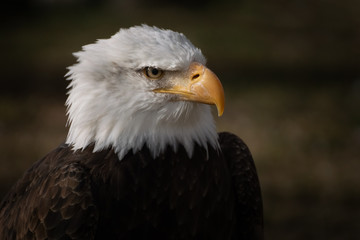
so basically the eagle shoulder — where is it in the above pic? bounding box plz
[218,132,264,240]
[0,145,98,240]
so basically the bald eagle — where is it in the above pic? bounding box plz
[0,25,263,240]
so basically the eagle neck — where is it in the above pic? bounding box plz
[66,102,219,160]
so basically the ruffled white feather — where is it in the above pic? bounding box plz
[65,25,219,160]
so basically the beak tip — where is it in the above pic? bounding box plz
[216,104,224,117]
[216,96,225,117]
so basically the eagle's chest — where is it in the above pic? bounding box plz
[92,145,236,239]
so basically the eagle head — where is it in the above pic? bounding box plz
[65,25,225,160]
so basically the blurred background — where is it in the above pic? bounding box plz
[1,0,359,239]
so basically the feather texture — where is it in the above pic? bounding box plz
[0,133,263,240]
[0,25,263,239]
[65,25,217,160]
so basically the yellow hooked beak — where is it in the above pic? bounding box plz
[153,62,225,116]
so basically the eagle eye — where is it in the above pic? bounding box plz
[144,67,164,80]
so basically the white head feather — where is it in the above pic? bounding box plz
[65,25,219,160]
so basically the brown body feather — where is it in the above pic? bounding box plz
[0,132,263,240]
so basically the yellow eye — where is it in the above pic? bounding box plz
[144,67,164,79]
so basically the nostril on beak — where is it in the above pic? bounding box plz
[192,74,200,81]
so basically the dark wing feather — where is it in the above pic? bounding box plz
[218,132,264,240]
[0,145,98,240]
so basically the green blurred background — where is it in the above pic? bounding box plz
[1,0,359,239]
